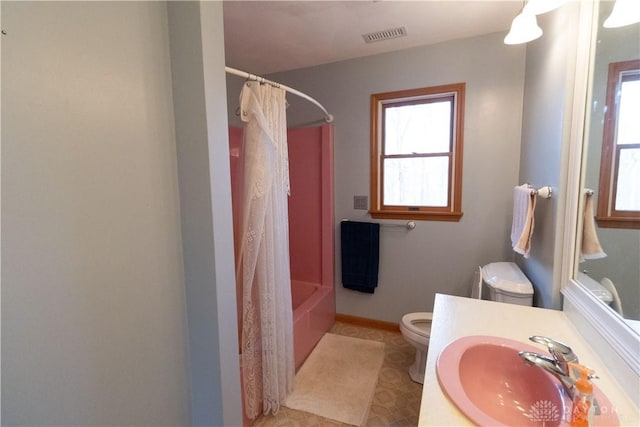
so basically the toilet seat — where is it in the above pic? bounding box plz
[401,312,433,339]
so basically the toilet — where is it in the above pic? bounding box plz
[576,272,623,315]
[400,262,533,384]
[482,261,534,306]
[399,312,433,383]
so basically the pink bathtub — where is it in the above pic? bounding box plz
[291,280,335,368]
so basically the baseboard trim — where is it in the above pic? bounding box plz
[335,313,400,333]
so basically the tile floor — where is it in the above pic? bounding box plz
[253,321,423,427]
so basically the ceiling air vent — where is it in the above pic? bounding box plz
[362,27,407,44]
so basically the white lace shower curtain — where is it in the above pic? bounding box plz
[237,81,294,419]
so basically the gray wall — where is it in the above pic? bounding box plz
[168,1,242,425]
[1,1,189,424]
[517,2,581,310]
[229,32,527,323]
[2,1,242,425]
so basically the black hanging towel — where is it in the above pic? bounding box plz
[341,221,380,293]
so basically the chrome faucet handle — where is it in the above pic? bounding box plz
[519,351,567,377]
[528,336,578,366]
[519,351,577,396]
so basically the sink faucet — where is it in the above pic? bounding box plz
[529,335,578,373]
[519,351,577,394]
[518,336,578,395]
[519,336,601,415]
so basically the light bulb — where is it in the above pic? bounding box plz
[504,12,543,45]
[604,0,640,28]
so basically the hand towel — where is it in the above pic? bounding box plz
[341,221,380,293]
[581,191,606,260]
[511,184,537,258]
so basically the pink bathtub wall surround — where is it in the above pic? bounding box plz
[287,125,336,368]
[229,124,335,423]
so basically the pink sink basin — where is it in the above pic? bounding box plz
[436,335,619,426]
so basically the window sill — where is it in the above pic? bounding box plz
[369,210,463,222]
[595,216,640,229]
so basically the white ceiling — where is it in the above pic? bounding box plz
[223,0,523,74]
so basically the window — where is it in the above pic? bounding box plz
[597,59,640,229]
[370,83,465,221]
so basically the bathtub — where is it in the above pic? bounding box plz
[240,280,334,426]
[291,280,335,369]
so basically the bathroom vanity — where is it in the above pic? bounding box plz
[418,294,639,426]
[419,0,640,423]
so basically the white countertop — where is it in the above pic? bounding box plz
[419,294,640,426]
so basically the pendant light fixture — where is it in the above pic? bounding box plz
[603,0,640,28]
[504,8,543,45]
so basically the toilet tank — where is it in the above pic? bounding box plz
[482,262,534,306]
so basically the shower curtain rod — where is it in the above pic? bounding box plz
[225,66,334,123]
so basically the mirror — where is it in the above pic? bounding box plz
[576,0,640,332]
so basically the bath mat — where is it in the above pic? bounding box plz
[284,333,385,426]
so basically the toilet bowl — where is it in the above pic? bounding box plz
[400,266,483,384]
[399,312,433,383]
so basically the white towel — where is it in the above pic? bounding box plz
[581,191,606,260]
[511,184,537,258]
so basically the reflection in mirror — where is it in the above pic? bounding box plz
[578,0,640,330]
[597,59,640,225]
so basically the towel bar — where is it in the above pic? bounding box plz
[382,221,416,230]
[340,219,416,230]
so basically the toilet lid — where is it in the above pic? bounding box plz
[577,272,613,303]
[482,262,533,295]
[402,312,433,338]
